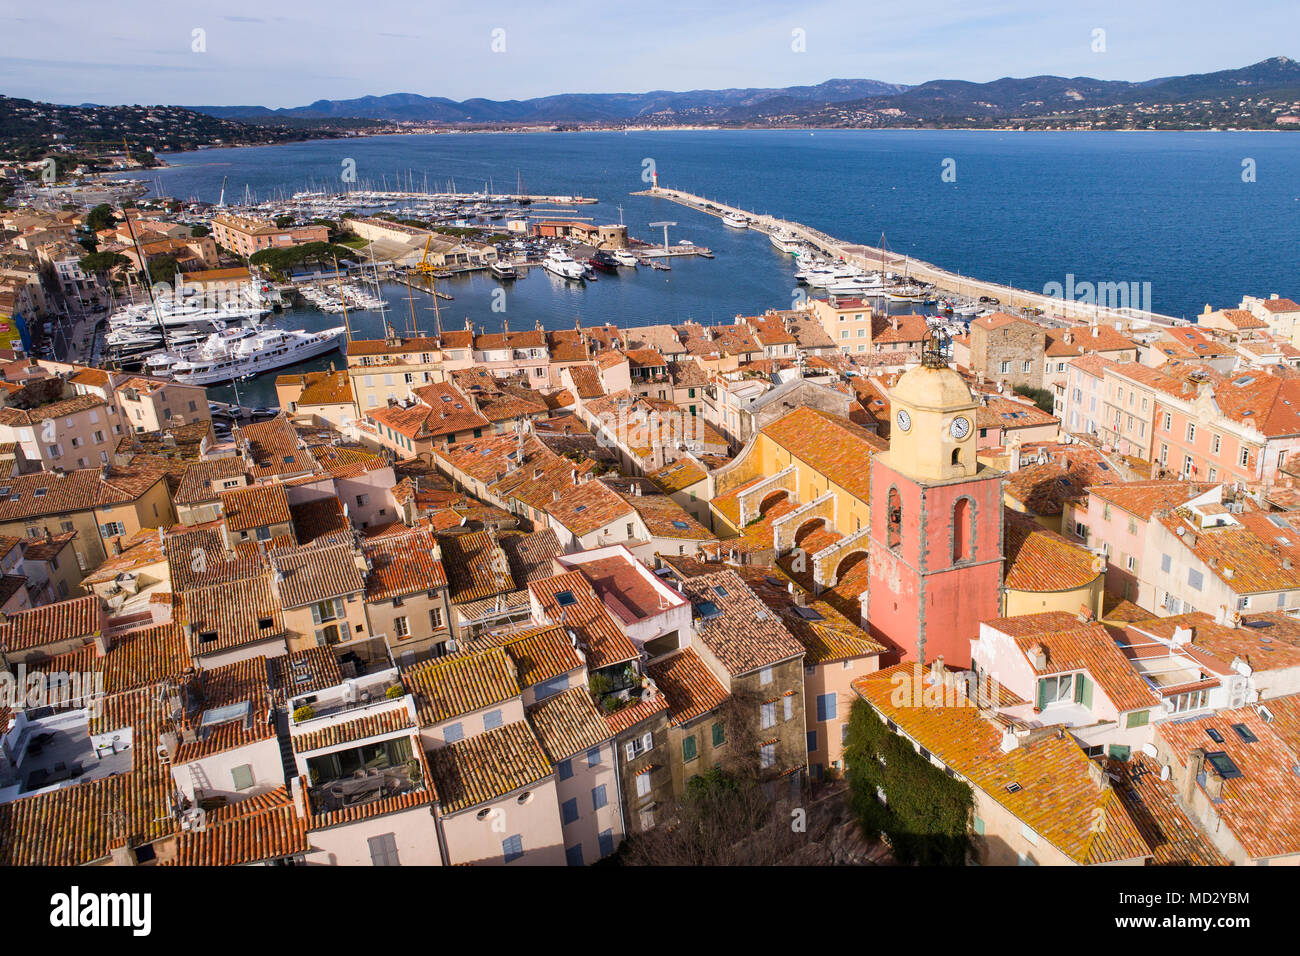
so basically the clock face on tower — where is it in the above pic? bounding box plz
[949,416,971,440]
[896,409,912,432]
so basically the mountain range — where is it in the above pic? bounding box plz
[181,58,1300,127]
[187,79,910,124]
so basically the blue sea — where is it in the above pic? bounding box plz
[128,130,1300,404]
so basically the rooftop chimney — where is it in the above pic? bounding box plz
[1181,748,1206,804]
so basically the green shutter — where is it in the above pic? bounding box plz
[1081,675,1093,709]
[1035,679,1047,710]
[682,735,697,762]
[712,722,725,747]
[1126,709,1149,729]
[1074,675,1084,704]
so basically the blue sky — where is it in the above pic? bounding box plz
[1,0,1297,107]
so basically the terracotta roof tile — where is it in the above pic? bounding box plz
[172,788,308,866]
[293,708,415,753]
[527,685,611,762]
[364,529,447,601]
[682,570,804,676]
[1156,701,1300,860]
[221,483,292,533]
[530,571,640,669]
[402,647,520,725]
[646,648,729,726]
[760,407,886,504]
[428,720,552,814]
[1003,509,1103,593]
[855,664,1150,865]
[0,595,104,653]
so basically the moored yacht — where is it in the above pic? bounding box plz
[769,231,800,254]
[587,251,619,273]
[722,212,749,229]
[543,249,585,280]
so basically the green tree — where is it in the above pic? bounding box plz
[86,203,116,232]
[78,251,130,274]
[247,241,356,280]
[1013,384,1055,414]
[190,224,209,238]
[274,214,295,229]
[146,254,180,285]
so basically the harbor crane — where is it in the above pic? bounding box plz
[648,221,677,252]
[412,235,445,334]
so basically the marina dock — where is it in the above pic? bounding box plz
[634,186,1182,327]
[397,276,455,300]
[290,189,598,206]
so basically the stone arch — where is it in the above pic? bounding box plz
[793,517,826,547]
[759,489,789,515]
[833,549,869,581]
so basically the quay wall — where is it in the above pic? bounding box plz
[634,187,1183,329]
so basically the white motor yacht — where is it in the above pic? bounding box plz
[543,249,585,280]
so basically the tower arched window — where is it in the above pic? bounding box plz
[887,486,902,551]
[953,497,974,563]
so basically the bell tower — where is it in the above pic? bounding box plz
[865,339,1004,668]
[889,330,979,482]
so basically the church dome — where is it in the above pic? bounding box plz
[889,363,974,412]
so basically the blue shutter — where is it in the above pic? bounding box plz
[556,758,573,780]
[807,730,817,752]
[598,829,614,858]
[502,834,523,863]
[565,844,584,866]
[587,746,600,767]
[562,798,579,824]
[592,784,607,810]
[823,694,837,720]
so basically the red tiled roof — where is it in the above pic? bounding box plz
[364,528,447,601]
[0,595,103,652]
[760,406,886,504]
[172,788,308,866]
[1003,509,1102,593]
[647,648,729,726]
[530,571,640,669]
[221,483,291,533]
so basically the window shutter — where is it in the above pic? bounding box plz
[625,741,636,761]
[1073,675,1085,705]
[311,602,322,625]
[640,731,653,751]
[1035,679,1047,710]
